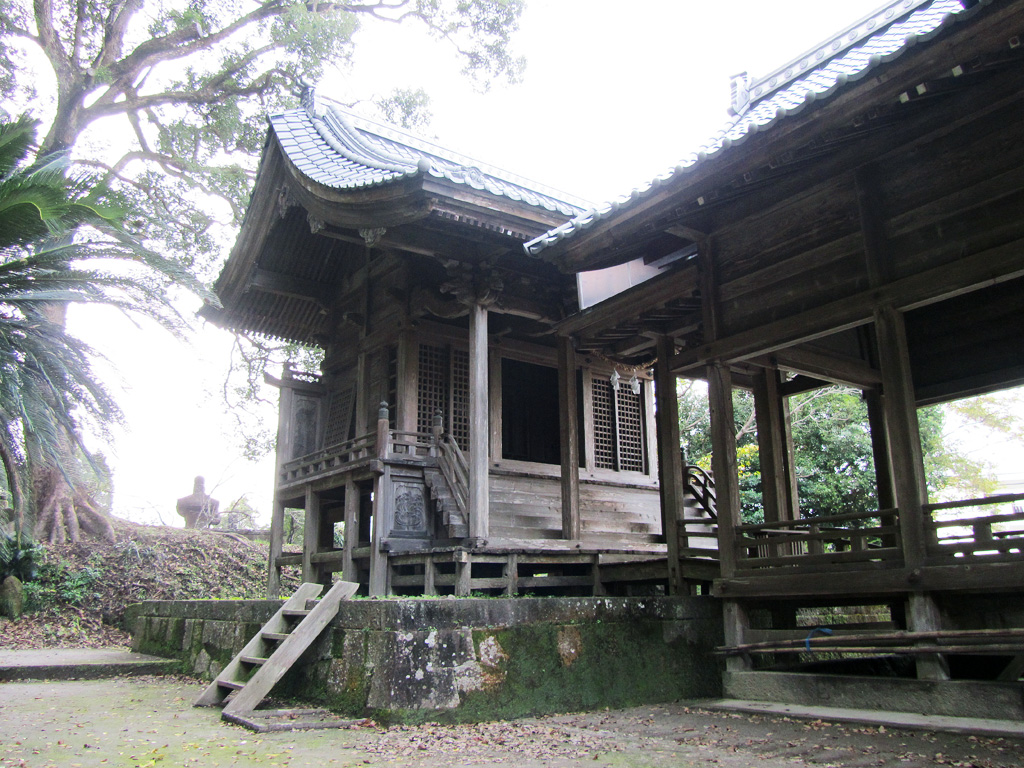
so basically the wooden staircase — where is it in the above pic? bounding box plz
[194,580,357,720]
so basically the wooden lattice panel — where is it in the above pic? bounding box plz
[451,348,470,449]
[616,387,645,472]
[592,377,615,470]
[417,344,449,434]
[323,380,354,447]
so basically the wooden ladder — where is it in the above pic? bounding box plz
[194,580,357,718]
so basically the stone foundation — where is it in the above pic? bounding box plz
[126,596,723,722]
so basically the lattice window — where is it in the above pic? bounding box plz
[592,377,615,470]
[591,375,646,473]
[417,344,449,435]
[451,348,470,449]
[616,387,645,472]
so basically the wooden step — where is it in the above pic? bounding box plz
[282,608,311,617]
[222,581,358,719]
[194,582,324,709]
[239,655,268,666]
[218,680,245,691]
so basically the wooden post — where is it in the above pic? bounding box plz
[558,336,581,540]
[907,591,951,681]
[723,600,752,672]
[865,388,898,548]
[354,352,368,437]
[396,331,418,434]
[468,303,490,542]
[873,305,929,568]
[267,500,285,598]
[655,336,684,594]
[342,479,358,583]
[708,362,741,578]
[752,368,789,525]
[369,402,391,596]
[781,396,801,521]
[302,486,320,585]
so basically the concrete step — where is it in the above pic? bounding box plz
[0,649,180,682]
[700,698,1024,739]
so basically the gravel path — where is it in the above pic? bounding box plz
[1,676,1022,768]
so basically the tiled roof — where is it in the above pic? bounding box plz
[524,0,983,258]
[271,90,587,218]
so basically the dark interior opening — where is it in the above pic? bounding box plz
[501,358,561,465]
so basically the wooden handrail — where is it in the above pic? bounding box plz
[924,492,1024,512]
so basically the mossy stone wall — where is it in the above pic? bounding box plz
[127,596,723,722]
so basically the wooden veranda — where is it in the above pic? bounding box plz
[525,0,1024,679]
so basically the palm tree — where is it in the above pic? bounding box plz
[0,115,210,544]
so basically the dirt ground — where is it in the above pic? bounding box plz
[1,676,1022,768]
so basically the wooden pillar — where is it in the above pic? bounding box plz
[708,362,741,577]
[864,388,896,511]
[342,479,358,584]
[468,302,489,541]
[267,500,285,598]
[655,336,684,594]
[302,485,320,585]
[874,305,947,680]
[396,331,418,434]
[369,403,391,596]
[354,352,368,437]
[873,305,928,568]
[752,368,790,525]
[781,397,801,520]
[558,336,581,540]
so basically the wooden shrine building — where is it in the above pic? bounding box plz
[208,0,1024,691]
[526,0,1024,684]
[204,93,686,598]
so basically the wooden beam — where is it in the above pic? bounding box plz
[468,303,490,541]
[557,337,581,540]
[754,346,882,388]
[752,369,789,525]
[556,263,699,336]
[670,236,1024,371]
[655,336,684,594]
[248,267,331,309]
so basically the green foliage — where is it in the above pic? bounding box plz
[680,379,1019,523]
[22,550,102,610]
[375,88,434,131]
[0,529,41,581]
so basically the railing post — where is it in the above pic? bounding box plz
[376,401,390,460]
[431,408,444,457]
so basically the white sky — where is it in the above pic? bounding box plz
[63,0,1023,528]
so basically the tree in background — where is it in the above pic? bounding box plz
[678,380,1015,525]
[0,115,207,543]
[0,0,526,275]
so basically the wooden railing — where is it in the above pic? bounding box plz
[280,432,377,484]
[387,430,433,459]
[734,508,902,571]
[435,432,469,518]
[925,492,1024,563]
[684,463,717,520]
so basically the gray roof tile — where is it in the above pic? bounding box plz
[270,95,587,219]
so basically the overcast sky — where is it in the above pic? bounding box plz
[73,0,1016,527]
